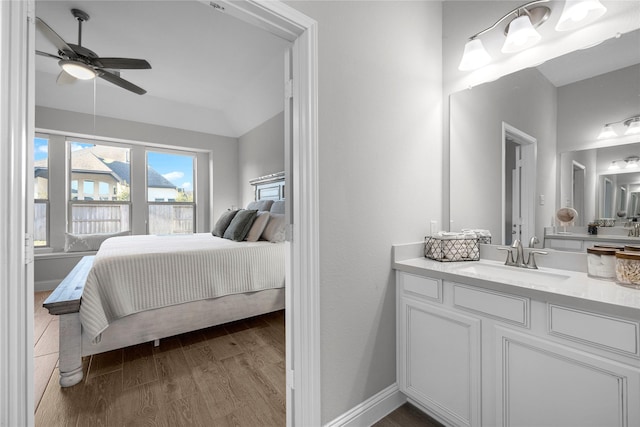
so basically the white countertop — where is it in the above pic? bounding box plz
[393,243,640,317]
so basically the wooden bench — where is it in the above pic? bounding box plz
[43,256,94,386]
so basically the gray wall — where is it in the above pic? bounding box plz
[287,1,443,423]
[238,111,285,208]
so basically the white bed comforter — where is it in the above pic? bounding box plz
[79,233,285,342]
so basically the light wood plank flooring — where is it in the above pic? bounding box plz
[35,291,441,426]
[34,290,286,426]
[373,403,444,427]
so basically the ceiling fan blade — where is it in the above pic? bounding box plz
[94,58,151,70]
[36,50,62,60]
[35,17,76,57]
[56,70,77,85]
[98,70,146,95]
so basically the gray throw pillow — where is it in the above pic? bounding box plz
[212,210,239,237]
[223,209,258,241]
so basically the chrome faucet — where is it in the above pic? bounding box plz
[498,238,547,269]
[512,239,525,267]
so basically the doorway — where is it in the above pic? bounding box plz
[2,1,319,426]
[502,122,536,246]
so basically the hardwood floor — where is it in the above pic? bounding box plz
[34,291,286,426]
[35,292,438,426]
[373,403,444,427]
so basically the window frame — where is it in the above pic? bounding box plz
[34,133,50,247]
[34,128,210,251]
[66,137,133,235]
[145,148,197,235]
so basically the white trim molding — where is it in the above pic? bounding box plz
[324,384,407,427]
[1,0,35,425]
[194,2,322,426]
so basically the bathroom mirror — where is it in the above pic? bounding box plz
[563,144,640,222]
[450,28,640,245]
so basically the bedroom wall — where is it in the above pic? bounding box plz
[286,1,443,423]
[238,111,285,208]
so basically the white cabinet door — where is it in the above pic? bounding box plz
[496,327,640,427]
[399,297,481,427]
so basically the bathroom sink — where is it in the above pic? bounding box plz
[454,262,571,284]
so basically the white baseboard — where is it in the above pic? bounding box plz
[35,279,60,292]
[324,383,406,427]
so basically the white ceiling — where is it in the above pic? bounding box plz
[35,1,291,138]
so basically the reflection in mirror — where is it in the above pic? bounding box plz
[602,177,613,218]
[562,144,640,224]
[619,186,627,213]
[451,28,640,244]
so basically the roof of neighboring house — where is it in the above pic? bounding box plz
[34,146,177,189]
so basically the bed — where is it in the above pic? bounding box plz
[44,173,286,387]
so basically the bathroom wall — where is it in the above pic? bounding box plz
[286,1,443,423]
[557,64,640,153]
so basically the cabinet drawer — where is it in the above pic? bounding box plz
[400,272,441,302]
[453,284,529,327]
[548,305,640,358]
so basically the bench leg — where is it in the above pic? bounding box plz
[58,312,83,387]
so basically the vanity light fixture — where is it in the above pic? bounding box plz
[626,156,640,168]
[607,157,640,171]
[458,0,607,71]
[555,0,607,32]
[597,115,640,139]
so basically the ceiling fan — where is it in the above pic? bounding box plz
[36,8,151,95]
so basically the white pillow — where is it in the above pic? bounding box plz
[245,211,270,242]
[261,213,286,243]
[270,201,285,214]
[64,230,131,252]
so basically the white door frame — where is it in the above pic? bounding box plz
[1,1,36,426]
[502,122,536,245]
[572,161,586,226]
[3,1,320,426]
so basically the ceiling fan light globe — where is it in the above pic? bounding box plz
[59,60,96,80]
[555,0,607,32]
[502,15,541,53]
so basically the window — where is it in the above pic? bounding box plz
[34,136,49,247]
[147,151,195,234]
[69,141,131,234]
[33,130,206,250]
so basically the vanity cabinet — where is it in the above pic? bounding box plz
[396,271,640,427]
